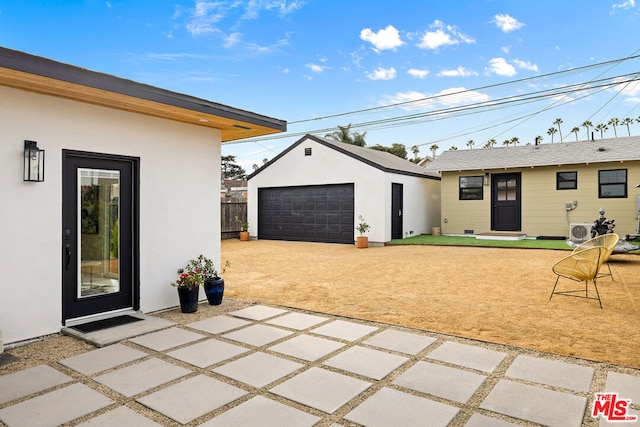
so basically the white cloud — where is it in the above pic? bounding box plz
[360,25,404,52]
[493,14,525,32]
[367,67,397,80]
[512,59,538,72]
[382,87,490,110]
[485,57,517,76]
[417,20,475,50]
[306,63,326,73]
[611,0,636,12]
[437,66,478,77]
[185,1,226,36]
[223,32,242,48]
[616,78,640,97]
[407,68,430,79]
[501,46,510,54]
[242,0,305,19]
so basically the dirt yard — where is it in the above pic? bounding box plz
[222,239,640,368]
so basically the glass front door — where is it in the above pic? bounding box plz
[62,151,138,322]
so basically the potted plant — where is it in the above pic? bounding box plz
[235,215,250,241]
[171,261,204,313]
[189,255,230,305]
[355,215,370,249]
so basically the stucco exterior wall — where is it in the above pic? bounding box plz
[248,137,439,243]
[440,163,640,237]
[0,86,221,344]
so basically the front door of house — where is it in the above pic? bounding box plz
[62,151,138,323]
[491,173,521,231]
[391,183,403,239]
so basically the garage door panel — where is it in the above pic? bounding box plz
[258,184,354,244]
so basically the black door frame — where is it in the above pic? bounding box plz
[62,150,140,323]
[391,183,403,239]
[491,172,522,231]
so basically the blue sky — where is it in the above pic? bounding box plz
[2,1,640,171]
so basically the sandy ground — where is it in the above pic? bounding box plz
[221,239,640,368]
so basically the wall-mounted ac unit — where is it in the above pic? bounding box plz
[569,223,592,242]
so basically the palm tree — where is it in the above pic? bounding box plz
[502,139,511,147]
[570,126,580,141]
[608,117,619,138]
[622,117,633,136]
[325,123,367,146]
[595,123,608,139]
[466,139,474,149]
[535,135,543,145]
[429,144,439,158]
[411,145,420,161]
[511,136,520,146]
[547,127,557,143]
[488,138,496,148]
[582,120,593,140]
[449,146,458,150]
[553,118,564,142]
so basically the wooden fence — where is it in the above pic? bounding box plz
[221,201,247,240]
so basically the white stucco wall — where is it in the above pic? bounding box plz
[0,86,221,344]
[248,137,440,243]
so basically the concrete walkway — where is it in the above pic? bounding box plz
[1,304,639,426]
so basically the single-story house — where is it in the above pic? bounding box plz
[247,134,441,245]
[425,137,640,239]
[0,47,285,345]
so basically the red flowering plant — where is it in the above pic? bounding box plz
[171,259,206,288]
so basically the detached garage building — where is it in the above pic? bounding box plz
[247,134,441,245]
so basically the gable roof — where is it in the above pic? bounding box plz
[0,47,286,142]
[249,134,440,180]
[425,136,640,173]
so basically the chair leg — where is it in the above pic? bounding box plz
[550,276,560,301]
[606,262,613,280]
[592,278,602,309]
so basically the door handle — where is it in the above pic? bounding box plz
[65,244,72,270]
[399,209,402,216]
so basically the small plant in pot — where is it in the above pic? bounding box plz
[171,263,204,313]
[188,255,230,306]
[355,215,370,249]
[235,215,250,241]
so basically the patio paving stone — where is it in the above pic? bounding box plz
[427,341,508,373]
[598,407,640,426]
[480,379,588,427]
[464,413,521,426]
[344,387,459,427]
[198,396,321,427]
[363,329,437,355]
[0,365,73,405]
[265,312,329,330]
[76,405,162,426]
[128,327,206,351]
[136,375,247,424]
[185,315,251,334]
[221,324,294,347]
[93,358,192,397]
[506,354,595,392]
[228,305,288,320]
[270,367,372,414]
[323,345,409,380]
[165,338,248,368]
[58,343,148,375]
[311,319,378,341]
[393,361,487,403]
[268,334,346,362]
[212,352,303,388]
[0,383,113,427]
[605,371,640,403]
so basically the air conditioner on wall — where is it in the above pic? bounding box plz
[569,223,592,242]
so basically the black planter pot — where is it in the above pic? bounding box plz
[177,285,200,313]
[204,277,225,305]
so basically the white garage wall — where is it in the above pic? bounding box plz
[0,86,221,343]
[248,136,439,243]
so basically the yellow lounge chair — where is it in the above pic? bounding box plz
[550,246,607,308]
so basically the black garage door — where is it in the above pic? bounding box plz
[258,184,354,244]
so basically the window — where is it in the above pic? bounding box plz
[557,171,577,190]
[459,176,483,200]
[599,169,627,198]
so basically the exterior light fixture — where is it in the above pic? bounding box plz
[484,172,489,186]
[23,140,45,182]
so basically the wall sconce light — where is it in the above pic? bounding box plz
[23,140,45,182]
[484,172,489,186]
